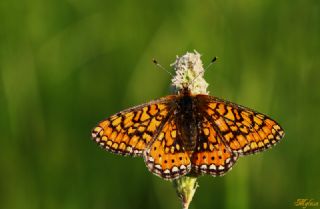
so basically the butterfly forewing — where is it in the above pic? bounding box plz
[196,95,285,156]
[91,96,175,156]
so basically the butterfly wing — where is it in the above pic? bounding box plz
[196,94,285,155]
[144,116,192,180]
[91,96,175,156]
[191,115,239,176]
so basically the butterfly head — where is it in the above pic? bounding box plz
[171,50,209,95]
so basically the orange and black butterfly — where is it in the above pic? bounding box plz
[91,83,284,180]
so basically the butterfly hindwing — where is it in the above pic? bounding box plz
[91,96,175,156]
[191,116,238,176]
[144,117,191,179]
[196,95,285,155]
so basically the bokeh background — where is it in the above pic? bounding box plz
[1,0,319,209]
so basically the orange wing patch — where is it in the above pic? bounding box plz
[198,95,285,155]
[91,100,172,156]
[191,117,238,176]
[144,118,191,179]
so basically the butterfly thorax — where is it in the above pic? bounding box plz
[175,88,198,151]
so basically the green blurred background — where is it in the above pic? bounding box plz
[1,0,319,209]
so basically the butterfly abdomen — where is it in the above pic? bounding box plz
[175,94,198,151]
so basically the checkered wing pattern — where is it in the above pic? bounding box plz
[144,116,192,179]
[191,115,239,176]
[91,96,175,156]
[197,95,285,156]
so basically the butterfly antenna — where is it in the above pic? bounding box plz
[189,56,218,87]
[152,58,173,77]
[204,56,217,71]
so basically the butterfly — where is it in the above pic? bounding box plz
[91,86,285,180]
